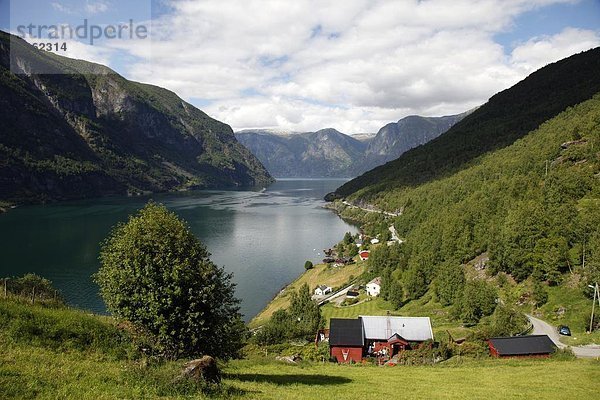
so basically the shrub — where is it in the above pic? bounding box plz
[96,202,246,360]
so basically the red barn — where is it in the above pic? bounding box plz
[359,250,370,261]
[488,335,556,358]
[329,318,364,363]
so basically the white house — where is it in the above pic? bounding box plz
[314,285,332,296]
[370,238,380,245]
[366,277,382,297]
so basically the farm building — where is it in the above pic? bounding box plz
[488,335,556,358]
[314,285,332,296]
[366,277,381,297]
[329,318,364,363]
[329,315,434,363]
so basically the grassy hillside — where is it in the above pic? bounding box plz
[249,261,363,328]
[1,298,599,400]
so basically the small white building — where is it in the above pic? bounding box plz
[370,238,380,244]
[314,285,332,296]
[366,277,382,297]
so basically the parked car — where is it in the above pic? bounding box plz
[558,325,571,336]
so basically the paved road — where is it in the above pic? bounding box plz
[526,314,600,358]
[317,284,354,306]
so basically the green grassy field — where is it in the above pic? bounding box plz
[2,298,599,399]
[2,336,599,400]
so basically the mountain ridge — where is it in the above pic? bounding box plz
[236,112,466,178]
[0,31,273,205]
[332,47,600,200]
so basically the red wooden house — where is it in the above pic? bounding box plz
[329,316,434,363]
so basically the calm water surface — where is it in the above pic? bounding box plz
[0,179,357,321]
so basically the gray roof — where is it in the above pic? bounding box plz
[359,316,433,341]
[317,285,330,291]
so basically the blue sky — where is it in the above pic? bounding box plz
[1,0,599,133]
[494,0,600,50]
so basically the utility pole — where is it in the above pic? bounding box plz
[590,283,599,333]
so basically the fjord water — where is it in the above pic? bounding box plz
[0,179,357,321]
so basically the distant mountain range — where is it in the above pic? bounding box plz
[235,128,367,178]
[236,113,467,178]
[0,31,272,205]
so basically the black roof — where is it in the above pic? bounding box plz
[489,335,557,355]
[329,318,363,346]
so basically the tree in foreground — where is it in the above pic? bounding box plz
[95,202,246,360]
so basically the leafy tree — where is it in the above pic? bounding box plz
[346,243,359,257]
[304,260,313,270]
[95,202,246,360]
[533,237,568,284]
[532,280,548,307]
[583,233,600,296]
[289,283,323,340]
[342,232,354,245]
[403,264,428,300]
[254,284,322,345]
[483,305,528,337]
[459,280,498,324]
[435,263,465,306]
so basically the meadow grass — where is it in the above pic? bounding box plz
[2,298,599,399]
[2,337,599,400]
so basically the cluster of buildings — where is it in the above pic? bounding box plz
[319,315,558,363]
[326,315,434,363]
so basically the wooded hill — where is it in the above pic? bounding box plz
[330,48,600,313]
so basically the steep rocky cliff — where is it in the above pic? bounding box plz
[0,31,273,204]
[358,113,469,173]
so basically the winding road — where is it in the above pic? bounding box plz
[526,314,600,358]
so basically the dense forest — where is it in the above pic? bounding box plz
[330,48,600,319]
[341,91,600,316]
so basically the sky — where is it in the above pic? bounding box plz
[1,0,599,134]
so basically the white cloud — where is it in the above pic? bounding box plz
[100,0,598,133]
[85,1,109,15]
[51,2,74,14]
[510,27,600,74]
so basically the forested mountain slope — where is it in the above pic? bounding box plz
[0,31,272,205]
[347,92,600,310]
[333,47,600,199]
